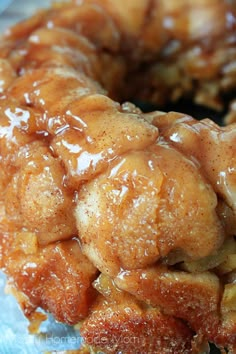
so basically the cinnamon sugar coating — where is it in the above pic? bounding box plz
[0,1,236,353]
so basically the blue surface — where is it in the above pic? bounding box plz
[0,0,12,13]
[0,271,221,354]
[0,271,83,353]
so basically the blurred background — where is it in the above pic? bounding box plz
[0,0,51,32]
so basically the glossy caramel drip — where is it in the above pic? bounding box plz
[0,1,236,353]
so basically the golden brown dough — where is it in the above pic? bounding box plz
[0,232,97,324]
[0,1,236,353]
[1,0,236,107]
[115,267,236,348]
[76,144,224,276]
[80,274,196,354]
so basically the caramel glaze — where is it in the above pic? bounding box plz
[0,1,236,353]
